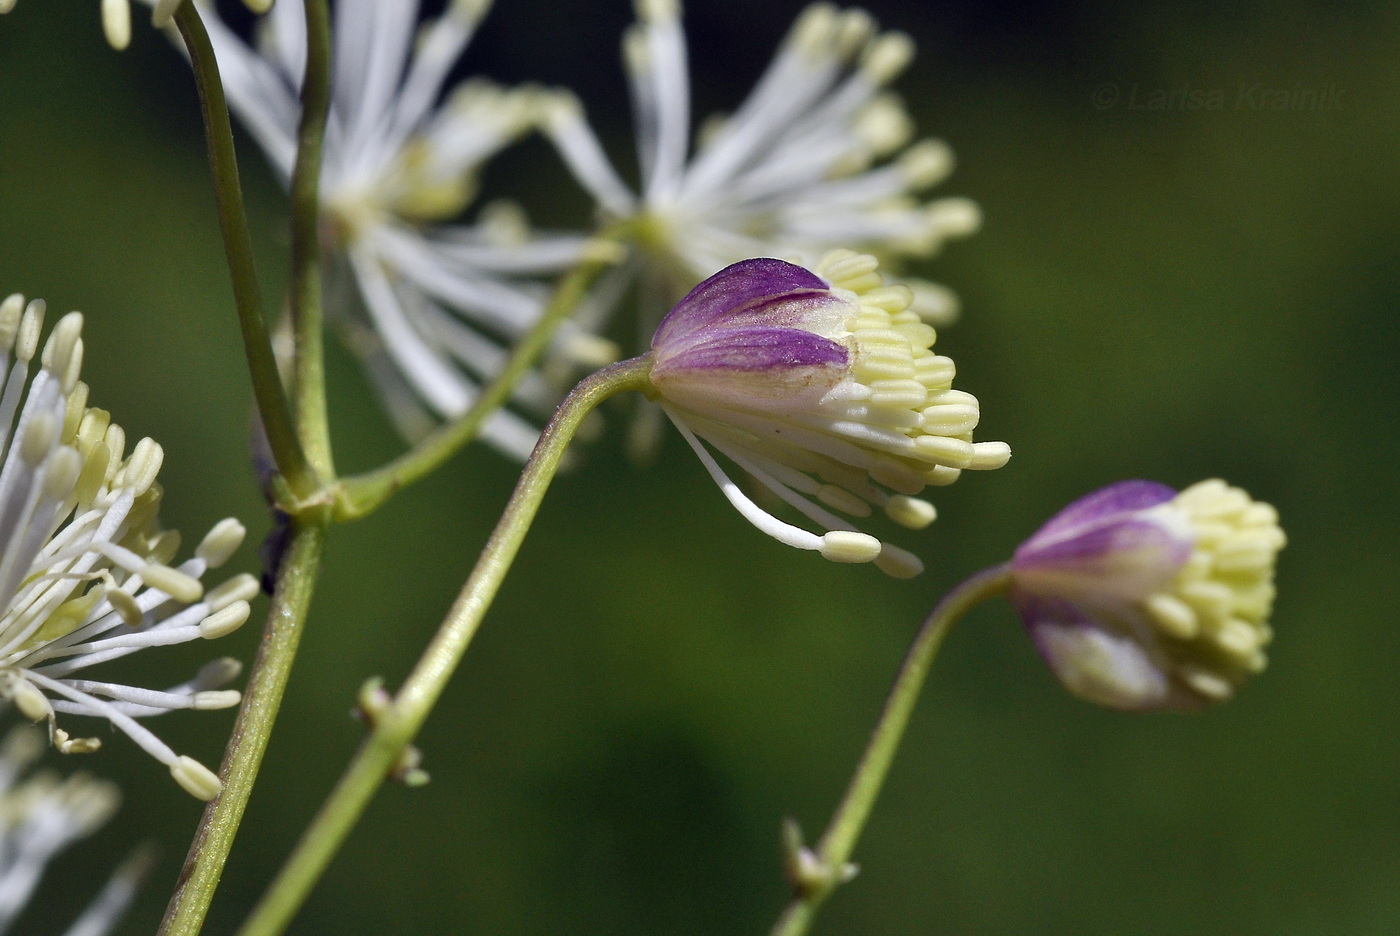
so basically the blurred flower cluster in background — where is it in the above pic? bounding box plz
[0,0,1397,933]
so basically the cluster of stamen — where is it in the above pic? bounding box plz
[778,250,1010,541]
[1140,479,1285,701]
[0,294,252,800]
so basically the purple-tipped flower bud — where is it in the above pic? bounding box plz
[648,250,1009,578]
[1010,479,1285,710]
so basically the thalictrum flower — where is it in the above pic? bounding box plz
[543,0,979,326]
[0,727,152,936]
[648,252,1008,577]
[0,294,256,800]
[191,0,613,456]
[1010,479,1285,710]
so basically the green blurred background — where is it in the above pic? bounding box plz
[2,1,1398,933]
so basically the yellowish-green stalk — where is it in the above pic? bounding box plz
[769,563,1012,936]
[236,356,656,936]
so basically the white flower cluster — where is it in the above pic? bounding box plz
[0,295,253,801]
[0,727,151,936]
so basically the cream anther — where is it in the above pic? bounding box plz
[861,32,914,83]
[102,0,131,49]
[170,756,222,801]
[199,601,251,639]
[17,300,44,363]
[140,564,203,604]
[196,518,247,568]
[0,294,23,351]
[14,679,53,722]
[884,495,936,529]
[874,543,923,579]
[121,438,163,495]
[192,690,242,710]
[206,573,260,611]
[819,530,883,563]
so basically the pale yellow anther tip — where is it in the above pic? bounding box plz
[199,600,251,639]
[819,530,882,563]
[105,586,144,627]
[967,441,1011,471]
[862,31,914,83]
[196,518,247,568]
[899,139,955,189]
[171,756,223,801]
[874,544,924,579]
[635,0,679,23]
[885,495,936,530]
[242,0,273,14]
[104,0,132,48]
[926,197,983,239]
[13,680,53,723]
[123,437,164,495]
[142,564,203,604]
[17,300,45,363]
[207,573,261,611]
[192,690,242,710]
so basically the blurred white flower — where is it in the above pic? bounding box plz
[0,0,268,51]
[0,294,255,800]
[542,0,979,327]
[191,0,613,457]
[0,727,153,936]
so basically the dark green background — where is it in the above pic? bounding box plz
[1,1,1397,933]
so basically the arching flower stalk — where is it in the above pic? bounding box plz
[647,252,1009,577]
[543,0,980,329]
[0,294,255,800]
[1010,479,1285,709]
[187,0,615,456]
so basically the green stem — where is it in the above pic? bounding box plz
[234,356,655,936]
[289,0,334,481]
[334,233,631,520]
[173,2,311,498]
[769,563,1013,936]
[158,517,330,936]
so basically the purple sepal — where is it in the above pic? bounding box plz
[653,258,831,350]
[650,258,856,412]
[656,325,848,374]
[1016,480,1176,559]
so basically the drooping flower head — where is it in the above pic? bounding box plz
[0,294,255,800]
[544,0,979,325]
[0,727,152,936]
[191,0,612,456]
[1010,479,1285,710]
[649,252,1009,577]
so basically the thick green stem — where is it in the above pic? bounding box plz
[234,356,655,936]
[769,563,1013,936]
[334,235,630,520]
[289,0,335,481]
[158,518,330,936]
[173,2,311,497]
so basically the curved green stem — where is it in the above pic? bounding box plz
[334,232,632,520]
[769,563,1013,936]
[158,517,330,936]
[173,2,311,497]
[234,356,655,936]
[289,0,335,481]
